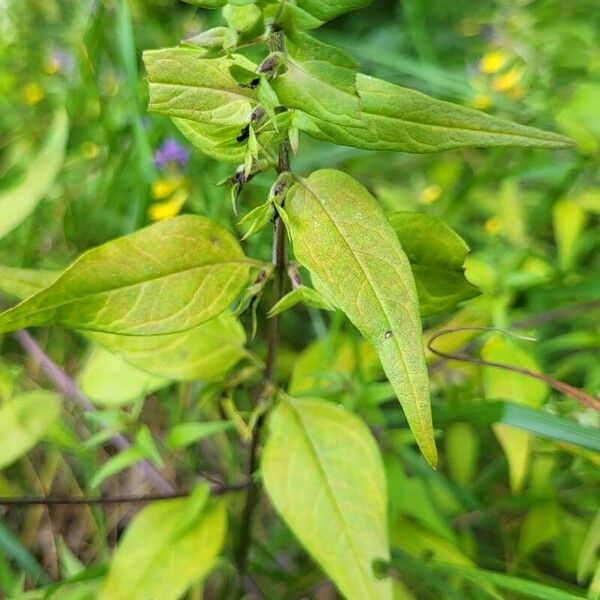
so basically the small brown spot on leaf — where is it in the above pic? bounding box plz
[384,330,393,339]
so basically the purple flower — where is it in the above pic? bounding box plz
[153,138,191,171]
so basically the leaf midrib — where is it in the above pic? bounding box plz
[0,260,249,330]
[286,400,378,600]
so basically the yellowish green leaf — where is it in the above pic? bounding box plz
[262,397,392,600]
[285,169,436,465]
[0,216,250,336]
[0,391,62,469]
[77,346,170,407]
[99,486,226,600]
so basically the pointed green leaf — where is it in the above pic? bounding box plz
[262,397,392,600]
[389,212,479,315]
[0,110,69,240]
[0,216,250,336]
[273,35,572,153]
[0,391,62,469]
[99,486,226,600]
[285,170,436,465]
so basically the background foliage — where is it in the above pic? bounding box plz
[0,0,599,598]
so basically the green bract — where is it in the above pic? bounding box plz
[284,169,437,465]
[0,215,251,335]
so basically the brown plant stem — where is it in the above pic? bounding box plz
[0,480,248,507]
[235,28,290,586]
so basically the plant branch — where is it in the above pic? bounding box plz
[13,329,176,495]
[235,26,290,585]
[0,480,249,507]
[427,327,600,412]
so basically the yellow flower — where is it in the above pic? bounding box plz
[419,184,442,205]
[485,216,502,236]
[492,65,524,93]
[23,82,44,106]
[81,141,100,160]
[472,94,492,110]
[151,177,184,200]
[479,50,510,74]
[148,189,188,221]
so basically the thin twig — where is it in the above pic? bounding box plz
[235,25,289,586]
[13,329,175,495]
[427,327,600,412]
[0,480,249,507]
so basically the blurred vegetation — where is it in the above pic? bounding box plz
[0,0,599,598]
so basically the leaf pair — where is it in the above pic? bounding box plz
[273,34,572,153]
[144,50,289,163]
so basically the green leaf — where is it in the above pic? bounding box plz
[287,0,375,28]
[285,169,436,465]
[0,391,62,469]
[388,212,479,316]
[393,555,588,600]
[262,396,392,600]
[0,110,69,240]
[0,216,250,336]
[99,486,226,600]
[89,426,164,488]
[435,402,600,452]
[77,346,170,407]
[0,266,248,382]
[481,336,548,493]
[0,265,58,299]
[273,35,572,153]
[165,421,233,449]
[144,48,289,163]
[88,312,247,381]
[267,285,333,317]
[144,50,255,162]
